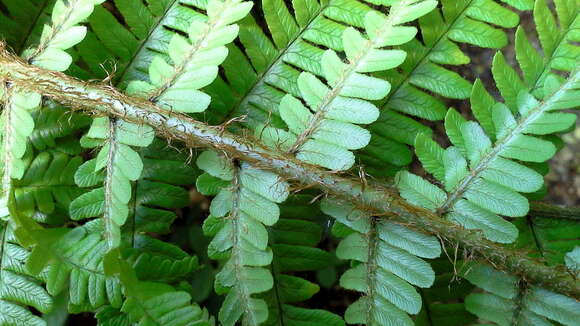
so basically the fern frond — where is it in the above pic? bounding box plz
[43,222,123,308]
[464,264,580,326]
[12,151,83,219]
[565,247,579,277]
[253,0,437,171]
[216,0,522,175]
[120,281,214,326]
[197,177,342,325]
[0,221,52,326]
[359,0,523,175]
[125,0,252,114]
[213,0,373,125]
[130,139,198,235]
[511,0,579,98]
[70,117,154,249]
[23,0,104,71]
[321,198,440,325]
[397,12,580,243]
[124,234,200,283]
[197,150,289,326]
[261,194,343,326]
[1,90,43,217]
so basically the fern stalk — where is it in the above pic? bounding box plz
[1,47,578,299]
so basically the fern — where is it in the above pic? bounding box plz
[13,151,83,220]
[69,117,154,249]
[360,0,524,175]
[0,221,52,326]
[250,0,437,171]
[23,0,104,71]
[397,0,579,243]
[397,71,578,243]
[513,214,580,265]
[120,281,214,326]
[212,0,375,126]
[321,198,440,325]
[42,222,124,308]
[463,264,580,325]
[214,0,526,176]
[262,194,342,326]
[29,106,90,152]
[69,0,251,251]
[125,0,252,114]
[79,0,213,83]
[565,247,579,277]
[198,171,341,325]
[123,235,200,283]
[197,150,289,325]
[96,280,214,326]
[1,90,43,217]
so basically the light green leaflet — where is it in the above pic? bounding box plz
[257,0,437,171]
[464,264,580,326]
[126,0,252,113]
[197,150,289,326]
[321,198,440,325]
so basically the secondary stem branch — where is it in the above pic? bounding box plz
[0,46,578,299]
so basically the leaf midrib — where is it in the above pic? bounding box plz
[149,0,236,101]
[104,118,119,249]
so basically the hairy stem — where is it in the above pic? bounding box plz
[0,46,578,299]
